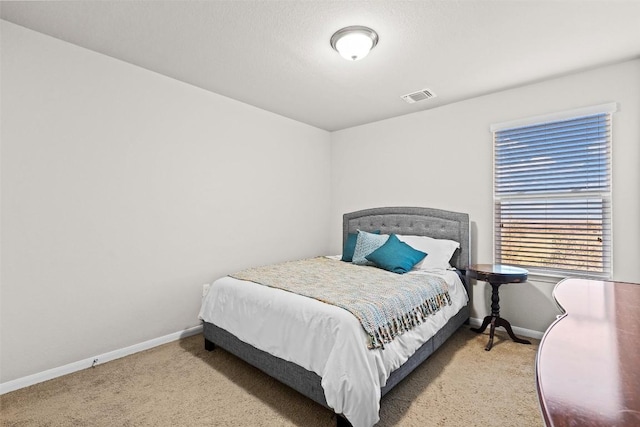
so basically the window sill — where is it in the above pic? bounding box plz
[525,270,612,284]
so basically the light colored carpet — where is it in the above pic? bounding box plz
[0,328,543,426]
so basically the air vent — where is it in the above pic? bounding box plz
[401,88,437,104]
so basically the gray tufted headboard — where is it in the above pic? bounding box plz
[343,207,470,271]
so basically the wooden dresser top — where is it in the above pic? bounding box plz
[536,278,640,427]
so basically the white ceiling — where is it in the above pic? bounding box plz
[2,1,640,131]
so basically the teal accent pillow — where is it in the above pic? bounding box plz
[352,230,389,265]
[341,230,380,262]
[365,234,427,274]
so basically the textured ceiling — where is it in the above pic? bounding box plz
[2,1,640,131]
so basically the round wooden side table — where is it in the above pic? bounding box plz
[468,264,531,351]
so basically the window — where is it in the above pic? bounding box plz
[492,103,616,278]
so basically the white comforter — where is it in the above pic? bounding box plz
[198,259,468,427]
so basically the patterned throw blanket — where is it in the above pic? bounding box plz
[230,257,451,349]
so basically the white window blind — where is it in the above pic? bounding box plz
[493,105,614,278]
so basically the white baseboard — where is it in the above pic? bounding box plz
[468,317,544,340]
[0,324,203,395]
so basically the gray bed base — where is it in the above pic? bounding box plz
[203,207,471,426]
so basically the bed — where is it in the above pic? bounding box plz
[199,206,470,427]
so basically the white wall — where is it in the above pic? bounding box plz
[0,21,331,383]
[3,18,639,387]
[331,59,640,333]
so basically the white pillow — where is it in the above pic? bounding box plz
[396,234,460,270]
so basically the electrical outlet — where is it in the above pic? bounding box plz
[202,283,210,297]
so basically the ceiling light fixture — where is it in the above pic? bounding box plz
[330,26,379,61]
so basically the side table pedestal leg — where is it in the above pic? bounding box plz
[494,317,531,345]
[486,316,497,351]
[470,315,492,334]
